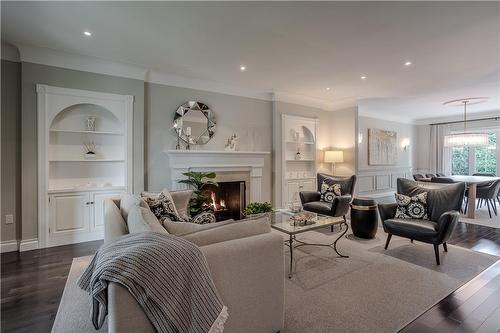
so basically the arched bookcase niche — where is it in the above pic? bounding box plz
[37,84,133,249]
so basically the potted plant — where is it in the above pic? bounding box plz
[244,202,274,218]
[178,171,218,216]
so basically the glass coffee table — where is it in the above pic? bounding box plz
[270,210,349,278]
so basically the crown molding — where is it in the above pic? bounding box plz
[357,110,416,124]
[17,43,148,81]
[15,43,359,110]
[272,92,356,111]
[413,109,500,125]
[147,71,272,101]
[1,41,20,62]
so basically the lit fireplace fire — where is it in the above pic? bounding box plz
[210,192,226,211]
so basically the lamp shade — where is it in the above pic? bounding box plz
[324,150,344,163]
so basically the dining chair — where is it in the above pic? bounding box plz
[431,177,455,183]
[425,173,436,178]
[475,179,500,218]
[436,173,447,177]
[413,174,425,181]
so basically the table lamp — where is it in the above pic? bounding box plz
[324,150,344,175]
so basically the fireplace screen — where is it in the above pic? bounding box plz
[202,181,246,221]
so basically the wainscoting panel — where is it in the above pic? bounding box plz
[358,176,375,192]
[357,167,412,197]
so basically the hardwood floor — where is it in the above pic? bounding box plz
[1,222,499,333]
[402,221,500,333]
[1,240,102,333]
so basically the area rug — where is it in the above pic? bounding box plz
[53,230,498,333]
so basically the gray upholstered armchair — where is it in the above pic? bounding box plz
[299,174,356,227]
[378,178,465,265]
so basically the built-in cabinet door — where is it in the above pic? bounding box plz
[49,193,90,244]
[91,191,123,232]
[301,179,315,192]
[286,180,301,207]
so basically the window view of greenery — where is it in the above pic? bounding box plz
[451,146,469,175]
[450,133,497,176]
[475,133,496,174]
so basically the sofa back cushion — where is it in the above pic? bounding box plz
[397,178,465,221]
[127,205,169,234]
[317,173,356,196]
[183,216,271,247]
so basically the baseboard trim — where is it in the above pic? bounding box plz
[0,240,19,253]
[19,238,39,252]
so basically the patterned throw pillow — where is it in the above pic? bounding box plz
[395,192,429,219]
[320,181,342,203]
[191,211,217,225]
[142,189,190,222]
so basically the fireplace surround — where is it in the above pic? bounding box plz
[166,150,270,203]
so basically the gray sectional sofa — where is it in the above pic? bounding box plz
[103,190,285,333]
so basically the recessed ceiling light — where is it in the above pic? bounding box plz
[404,61,412,66]
[83,31,92,37]
[326,87,331,91]
[361,76,367,80]
[240,65,246,72]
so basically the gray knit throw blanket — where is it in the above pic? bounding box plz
[78,232,228,333]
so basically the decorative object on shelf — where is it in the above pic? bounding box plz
[173,123,182,150]
[443,97,489,147]
[288,201,302,213]
[324,150,344,175]
[244,202,273,217]
[173,101,216,147]
[224,133,239,151]
[178,171,218,216]
[86,116,96,131]
[289,212,316,226]
[83,142,98,159]
[368,128,397,165]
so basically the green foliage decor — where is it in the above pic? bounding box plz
[244,202,274,216]
[178,171,218,216]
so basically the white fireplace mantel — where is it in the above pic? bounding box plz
[165,150,270,202]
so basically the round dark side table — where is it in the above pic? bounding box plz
[350,198,378,239]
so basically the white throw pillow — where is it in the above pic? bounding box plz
[120,193,149,221]
[127,205,169,234]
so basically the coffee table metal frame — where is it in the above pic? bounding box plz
[270,212,349,278]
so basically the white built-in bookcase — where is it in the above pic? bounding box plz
[37,85,133,248]
[281,114,319,207]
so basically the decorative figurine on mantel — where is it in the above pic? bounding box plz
[86,116,96,131]
[224,133,239,151]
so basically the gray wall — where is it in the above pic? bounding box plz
[1,60,22,242]
[21,62,145,241]
[273,101,357,205]
[145,82,273,202]
[357,116,416,170]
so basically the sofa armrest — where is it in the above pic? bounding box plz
[378,203,397,222]
[436,211,460,243]
[201,232,285,333]
[300,191,321,204]
[331,195,352,217]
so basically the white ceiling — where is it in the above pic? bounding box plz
[2,1,500,121]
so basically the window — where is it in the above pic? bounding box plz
[451,146,469,175]
[475,133,496,174]
[450,132,497,175]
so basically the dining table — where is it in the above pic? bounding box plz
[448,175,499,219]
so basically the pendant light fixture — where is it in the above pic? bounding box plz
[443,97,489,147]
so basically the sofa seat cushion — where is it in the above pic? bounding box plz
[303,201,332,214]
[383,218,438,242]
[183,216,271,247]
[127,205,169,234]
[162,218,234,236]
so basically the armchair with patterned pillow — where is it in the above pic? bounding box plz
[299,174,356,230]
[378,178,465,265]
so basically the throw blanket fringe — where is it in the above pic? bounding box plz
[78,232,228,333]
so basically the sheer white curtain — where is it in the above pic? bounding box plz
[429,124,452,175]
